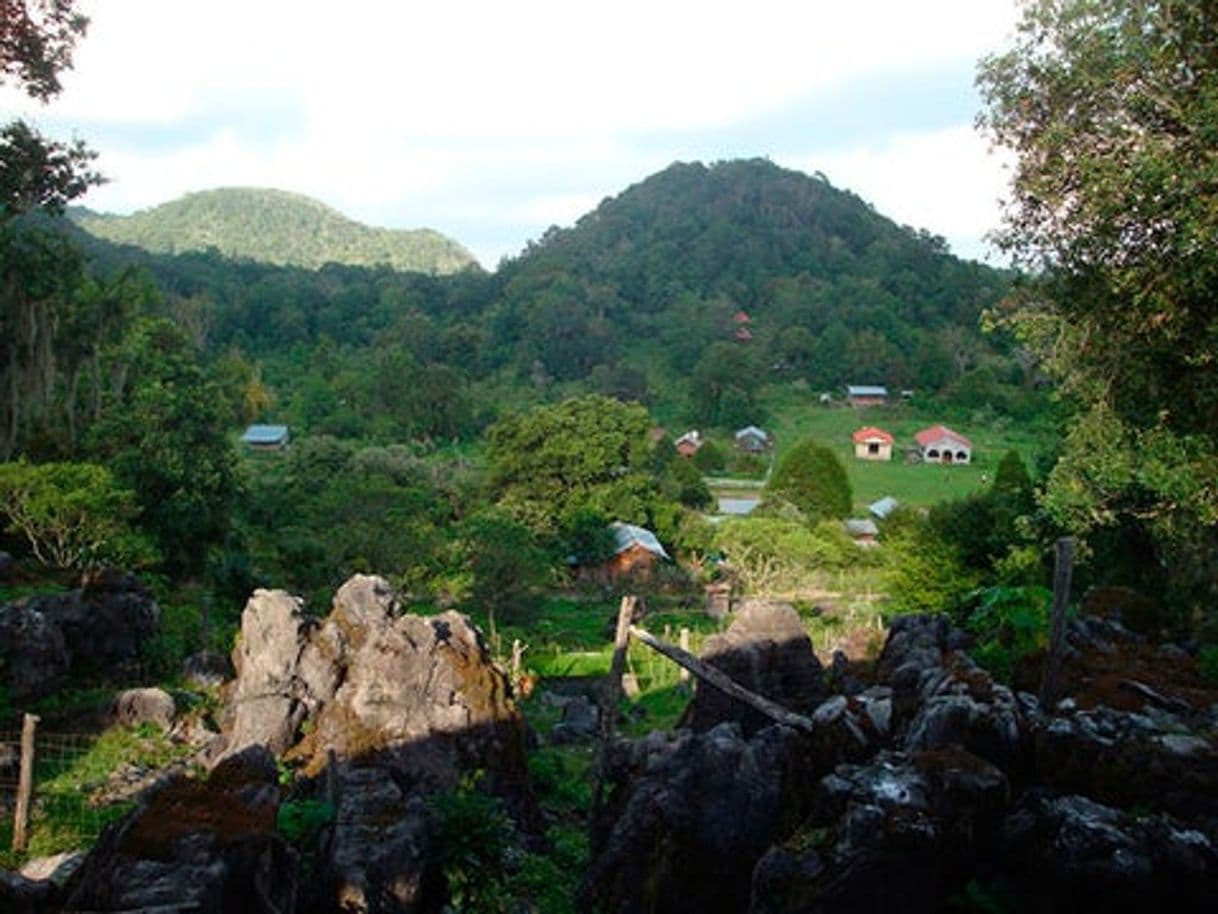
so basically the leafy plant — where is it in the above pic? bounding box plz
[430,773,516,913]
[962,585,1052,681]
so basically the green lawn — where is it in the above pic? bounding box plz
[755,385,1058,511]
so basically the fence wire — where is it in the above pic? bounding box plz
[0,729,111,858]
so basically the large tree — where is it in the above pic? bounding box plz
[978,0,1218,622]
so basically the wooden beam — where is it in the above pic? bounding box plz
[592,596,638,821]
[627,625,815,733]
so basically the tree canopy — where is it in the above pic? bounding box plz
[978,0,1218,621]
[764,438,852,523]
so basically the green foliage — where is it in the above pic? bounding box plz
[766,438,852,522]
[881,510,980,616]
[693,439,727,473]
[487,395,668,533]
[85,318,238,576]
[714,515,865,594]
[960,585,1052,682]
[1198,646,1218,684]
[458,507,551,631]
[73,187,477,274]
[429,774,516,913]
[276,798,335,847]
[978,0,1218,626]
[0,460,156,570]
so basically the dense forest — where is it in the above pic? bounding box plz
[70,187,478,274]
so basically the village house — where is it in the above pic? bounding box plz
[915,424,972,465]
[851,426,894,461]
[734,425,771,453]
[844,518,880,547]
[845,384,889,407]
[577,522,670,585]
[675,430,703,457]
[240,424,290,452]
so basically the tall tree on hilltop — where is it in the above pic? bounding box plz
[978,0,1218,624]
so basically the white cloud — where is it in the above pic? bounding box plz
[0,0,1023,266]
[783,126,1015,263]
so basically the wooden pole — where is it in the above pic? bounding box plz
[1039,536,1075,710]
[13,712,38,853]
[628,625,815,733]
[591,596,638,823]
[678,628,691,684]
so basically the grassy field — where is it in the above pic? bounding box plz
[747,384,1058,511]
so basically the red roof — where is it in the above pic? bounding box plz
[733,310,752,324]
[915,424,972,449]
[734,326,753,341]
[852,426,894,445]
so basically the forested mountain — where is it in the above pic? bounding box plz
[490,159,1015,423]
[70,187,478,274]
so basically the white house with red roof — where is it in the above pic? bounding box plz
[916,425,972,465]
[852,426,894,461]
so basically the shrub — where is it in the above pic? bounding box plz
[765,439,851,521]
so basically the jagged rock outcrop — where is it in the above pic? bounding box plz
[585,611,1218,913]
[581,722,816,914]
[220,574,531,914]
[0,572,160,702]
[61,746,297,914]
[682,601,827,735]
[751,748,1011,914]
[111,687,176,730]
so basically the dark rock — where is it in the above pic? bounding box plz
[1001,792,1218,908]
[581,722,816,914]
[1033,704,1218,819]
[682,601,827,736]
[750,749,1009,914]
[62,748,295,914]
[0,868,54,914]
[0,550,12,580]
[37,571,160,678]
[0,604,69,702]
[550,695,600,745]
[183,649,233,688]
[112,687,176,729]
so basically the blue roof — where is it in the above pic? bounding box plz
[869,496,899,519]
[846,385,889,397]
[240,424,289,444]
[610,522,670,560]
[734,425,769,440]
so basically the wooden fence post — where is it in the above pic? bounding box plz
[591,596,638,823]
[12,712,39,853]
[1039,536,1075,710]
[678,628,691,684]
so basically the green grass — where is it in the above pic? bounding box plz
[758,384,1057,511]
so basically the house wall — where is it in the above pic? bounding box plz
[577,545,659,585]
[921,440,971,464]
[853,440,893,461]
[848,395,887,407]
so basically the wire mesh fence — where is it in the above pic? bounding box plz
[0,725,115,861]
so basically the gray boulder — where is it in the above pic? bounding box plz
[112,687,176,730]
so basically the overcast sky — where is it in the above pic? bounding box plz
[1,0,1021,269]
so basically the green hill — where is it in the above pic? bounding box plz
[71,187,478,274]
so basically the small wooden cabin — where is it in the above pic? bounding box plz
[240,424,290,451]
[852,426,894,461]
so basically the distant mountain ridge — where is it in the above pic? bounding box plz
[70,187,478,274]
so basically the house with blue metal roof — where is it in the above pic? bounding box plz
[240,424,290,451]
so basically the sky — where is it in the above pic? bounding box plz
[1,0,1022,269]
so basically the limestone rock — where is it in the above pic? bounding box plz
[62,745,296,914]
[581,722,815,914]
[112,687,176,730]
[682,601,827,736]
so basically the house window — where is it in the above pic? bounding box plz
[956,451,968,461]
[927,449,940,459]
[868,442,880,455]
